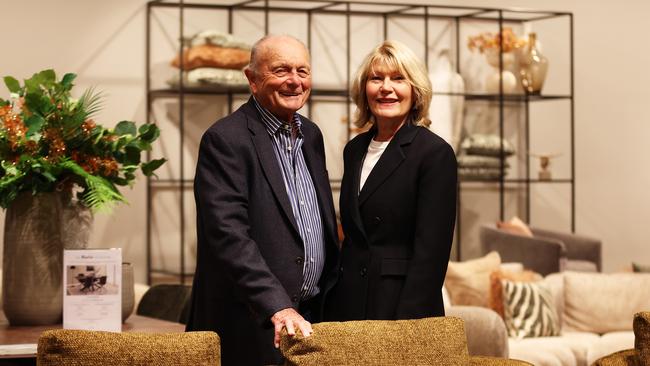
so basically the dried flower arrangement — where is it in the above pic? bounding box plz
[467,27,527,53]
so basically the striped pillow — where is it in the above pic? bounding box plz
[502,280,560,338]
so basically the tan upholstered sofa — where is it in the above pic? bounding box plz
[592,311,650,366]
[506,272,650,366]
[37,329,221,365]
[280,316,531,365]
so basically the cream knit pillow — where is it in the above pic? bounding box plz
[445,251,502,307]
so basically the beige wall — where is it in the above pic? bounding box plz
[0,0,648,284]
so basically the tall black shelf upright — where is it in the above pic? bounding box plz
[145,0,575,285]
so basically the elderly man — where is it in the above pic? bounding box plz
[185,35,339,365]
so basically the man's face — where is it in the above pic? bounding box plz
[245,38,312,122]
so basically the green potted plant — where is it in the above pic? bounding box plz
[0,69,165,325]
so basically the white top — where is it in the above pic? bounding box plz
[359,138,391,192]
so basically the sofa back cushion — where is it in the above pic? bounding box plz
[635,311,650,365]
[542,272,565,327]
[563,272,650,333]
[280,317,469,365]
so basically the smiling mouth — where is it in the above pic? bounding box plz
[376,98,399,104]
[280,91,304,97]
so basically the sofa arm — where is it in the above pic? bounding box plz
[480,225,566,276]
[446,306,508,358]
[530,227,602,271]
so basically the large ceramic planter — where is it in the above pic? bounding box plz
[2,191,92,325]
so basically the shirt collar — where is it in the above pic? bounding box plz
[252,96,303,137]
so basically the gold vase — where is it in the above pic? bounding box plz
[519,33,549,95]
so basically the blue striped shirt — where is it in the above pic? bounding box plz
[253,98,325,301]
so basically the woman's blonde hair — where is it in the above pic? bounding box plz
[351,40,432,128]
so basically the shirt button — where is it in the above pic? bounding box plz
[374,216,382,225]
[307,228,311,233]
[300,200,305,205]
[310,257,315,263]
[295,257,304,265]
[360,267,367,277]
[291,295,299,303]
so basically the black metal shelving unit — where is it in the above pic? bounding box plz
[145,0,574,285]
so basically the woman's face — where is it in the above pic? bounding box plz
[365,64,413,125]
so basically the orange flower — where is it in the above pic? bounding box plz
[81,119,96,135]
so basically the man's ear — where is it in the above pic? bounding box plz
[244,67,257,94]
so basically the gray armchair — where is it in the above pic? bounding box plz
[480,224,602,276]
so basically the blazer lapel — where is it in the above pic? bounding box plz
[347,131,373,239]
[358,123,418,206]
[244,99,300,234]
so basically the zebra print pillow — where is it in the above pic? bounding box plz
[502,280,560,338]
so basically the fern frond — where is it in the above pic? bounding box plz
[77,87,104,120]
[59,159,126,213]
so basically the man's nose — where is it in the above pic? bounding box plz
[286,73,300,85]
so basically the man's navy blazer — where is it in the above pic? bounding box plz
[186,97,339,365]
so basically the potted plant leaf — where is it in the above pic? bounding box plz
[0,69,165,325]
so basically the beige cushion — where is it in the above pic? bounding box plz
[37,329,220,366]
[563,272,650,333]
[280,317,469,365]
[446,251,501,307]
[634,312,650,365]
[542,273,565,328]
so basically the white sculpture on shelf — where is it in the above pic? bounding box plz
[428,49,465,152]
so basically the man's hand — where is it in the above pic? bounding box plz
[270,307,313,348]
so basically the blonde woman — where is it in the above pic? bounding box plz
[324,40,457,321]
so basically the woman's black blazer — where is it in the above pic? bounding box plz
[326,123,457,321]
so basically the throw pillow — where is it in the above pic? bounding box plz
[497,216,533,237]
[171,44,251,70]
[280,317,469,366]
[458,155,510,169]
[501,279,560,339]
[460,134,515,157]
[563,272,650,333]
[458,166,504,180]
[187,29,251,50]
[166,68,250,89]
[632,262,650,273]
[445,251,501,307]
[488,269,543,319]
